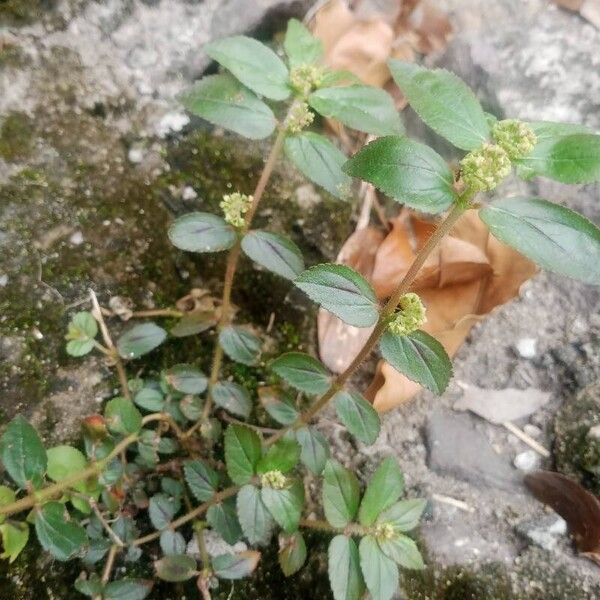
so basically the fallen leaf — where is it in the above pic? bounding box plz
[525,470,600,565]
[453,385,551,424]
[553,0,600,29]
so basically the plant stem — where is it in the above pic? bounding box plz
[94,544,119,600]
[194,123,288,428]
[266,201,467,445]
[0,413,171,518]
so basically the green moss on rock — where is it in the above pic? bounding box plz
[0,112,34,161]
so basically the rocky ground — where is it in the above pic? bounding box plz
[0,0,599,598]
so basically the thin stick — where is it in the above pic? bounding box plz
[503,421,550,457]
[89,500,125,546]
[432,493,474,513]
[93,544,119,599]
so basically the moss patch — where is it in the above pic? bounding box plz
[0,112,34,161]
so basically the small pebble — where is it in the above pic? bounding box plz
[516,337,537,358]
[182,186,198,200]
[0,274,8,287]
[524,424,542,438]
[514,449,541,472]
[128,147,145,164]
[588,424,600,439]
[69,231,84,245]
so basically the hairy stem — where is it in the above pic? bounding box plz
[93,544,120,600]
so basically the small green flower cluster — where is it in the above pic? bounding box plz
[260,470,287,489]
[285,102,314,134]
[220,192,253,228]
[289,64,324,97]
[388,293,427,336]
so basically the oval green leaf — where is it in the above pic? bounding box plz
[224,424,262,485]
[261,479,304,533]
[104,397,143,435]
[322,460,360,528]
[117,323,167,359]
[219,326,262,366]
[256,438,300,474]
[168,212,236,254]
[165,364,208,394]
[241,230,305,280]
[104,579,153,600]
[328,535,365,600]
[359,535,398,600]
[284,19,323,68]
[296,426,330,475]
[271,352,331,395]
[358,457,404,526]
[154,554,197,582]
[279,531,307,576]
[378,534,425,570]
[236,484,275,545]
[212,381,252,419]
[183,459,219,502]
[207,499,243,545]
[212,550,261,579]
[334,390,380,445]
[376,498,427,532]
[34,502,87,561]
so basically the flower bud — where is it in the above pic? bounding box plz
[285,102,314,134]
[459,143,511,192]
[260,470,287,490]
[220,192,252,228]
[289,64,324,97]
[373,522,396,541]
[388,293,427,336]
[492,119,537,160]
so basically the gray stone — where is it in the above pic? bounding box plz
[516,514,567,551]
[426,409,522,491]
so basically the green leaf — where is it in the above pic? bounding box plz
[148,493,180,530]
[0,486,16,525]
[205,36,290,100]
[65,311,98,357]
[179,394,203,421]
[0,521,28,563]
[334,390,380,445]
[181,73,277,139]
[0,416,47,488]
[328,535,365,600]
[376,499,427,532]
[34,502,87,561]
[285,132,351,199]
[388,60,489,150]
[117,323,167,359]
[159,530,186,556]
[184,460,219,502]
[271,352,331,395]
[224,425,262,485]
[170,309,217,337]
[322,460,360,527]
[260,387,299,426]
[104,579,153,600]
[359,535,399,600]
[242,230,305,280]
[154,554,197,582]
[343,136,457,214]
[134,387,164,412]
[164,364,208,394]
[207,499,243,545]
[378,535,424,570]
[236,484,275,545]
[295,264,380,327]
[212,381,252,419]
[358,457,404,526]
[212,550,261,579]
[261,479,304,533]
[279,531,307,576]
[284,18,323,68]
[380,330,452,394]
[296,426,329,475]
[47,445,87,482]
[257,438,300,474]
[219,326,262,366]
[75,575,103,597]
[104,397,143,435]
[309,86,403,136]
[479,197,600,284]
[168,212,237,254]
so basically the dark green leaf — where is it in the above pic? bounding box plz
[154,554,197,582]
[334,390,380,445]
[296,426,329,474]
[34,502,87,561]
[212,381,252,419]
[295,264,379,327]
[219,326,262,366]
[236,484,275,545]
[257,438,300,474]
[388,60,489,150]
[161,477,184,499]
[179,394,203,421]
[0,416,47,488]
[205,36,290,100]
[168,212,236,254]
[260,387,299,426]
[285,132,351,199]
[309,86,403,136]
[117,323,167,359]
[170,308,217,337]
[165,364,208,394]
[343,136,457,214]
[104,397,143,435]
[376,499,427,532]
[65,311,98,357]
[212,550,261,579]
[359,535,399,600]
[378,535,424,570]
[134,387,164,412]
[184,460,219,502]
[261,479,304,533]
[480,197,600,284]
[241,230,305,280]
[284,19,323,68]
[380,330,452,394]
[278,531,307,576]
[271,352,331,395]
[328,535,365,600]
[207,499,243,545]
[104,579,154,600]
[181,73,277,139]
[224,425,262,485]
[83,538,111,566]
[148,493,180,530]
[74,575,103,597]
[322,460,360,527]
[358,457,404,526]
[0,521,28,563]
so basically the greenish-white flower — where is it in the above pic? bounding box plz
[260,470,287,490]
[220,192,252,228]
[373,522,396,541]
[460,143,511,192]
[289,64,324,97]
[388,293,427,336]
[285,102,314,134]
[492,119,537,160]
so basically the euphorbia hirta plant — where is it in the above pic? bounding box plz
[1,19,599,600]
